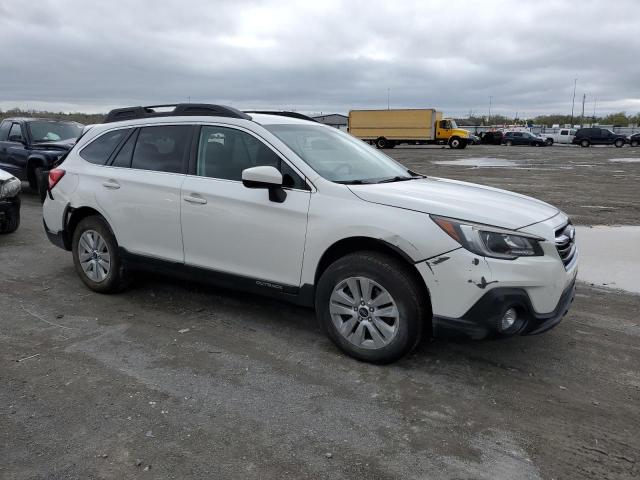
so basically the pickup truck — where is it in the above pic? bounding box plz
[0,118,83,195]
[539,128,576,146]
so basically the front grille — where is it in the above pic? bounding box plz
[555,223,577,268]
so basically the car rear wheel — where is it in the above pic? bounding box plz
[505,140,513,146]
[580,139,590,147]
[545,138,554,146]
[72,216,128,293]
[614,139,624,148]
[631,140,639,147]
[315,251,426,364]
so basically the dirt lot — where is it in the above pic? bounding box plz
[1,145,639,479]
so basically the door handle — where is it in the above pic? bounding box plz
[102,180,120,189]
[184,195,207,205]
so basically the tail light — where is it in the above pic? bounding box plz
[48,168,65,190]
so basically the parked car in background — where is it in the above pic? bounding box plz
[0,118,84,195]
[572,127,626,148]
[43,103,577,364]
[628,133,640,147]
[0,168,21,234]
[539,128,576,146]
[480,131,503,145]
[502,131,546,147]
[467,133,481,145]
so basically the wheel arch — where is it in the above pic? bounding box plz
[26,155,48,184]
[65,206,117,250]
[313,236,432,314]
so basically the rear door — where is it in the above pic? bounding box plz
[180,124,311,287]
[86,124,191,262]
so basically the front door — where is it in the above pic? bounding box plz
[180,125,311,287]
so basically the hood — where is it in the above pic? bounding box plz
[453,128,470,138]
[32,139,76,151]
[348,177,559,230]
[0,168,16,182]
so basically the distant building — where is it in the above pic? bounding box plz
[313,113,348,130]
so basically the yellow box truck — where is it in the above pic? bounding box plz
[348,109,470,149]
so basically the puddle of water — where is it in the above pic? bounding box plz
[608,158,640,163]
[433,157,518,167]
[575,226,640,294]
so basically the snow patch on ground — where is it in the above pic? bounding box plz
[433,157,518,167]
[608,158,640,163]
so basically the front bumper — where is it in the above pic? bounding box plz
[432,280,575,339]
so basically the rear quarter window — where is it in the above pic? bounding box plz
[80,129,132,165]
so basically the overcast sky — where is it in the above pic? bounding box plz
[1,0,638,118]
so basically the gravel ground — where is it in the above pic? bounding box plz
[1,144,639,479]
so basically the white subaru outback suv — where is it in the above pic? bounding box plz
[43,104,577,363]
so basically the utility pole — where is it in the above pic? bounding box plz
[488,96,493,123]
[387,88,390,110]
[592,98,597,124]
[580,93,586,126]
[570,78,577,126]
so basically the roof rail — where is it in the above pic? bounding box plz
[103,104,252,123]
[244,111,318,122]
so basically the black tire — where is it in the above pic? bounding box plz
[375,137,388,149]
[505,140,513,147]
[35,167,48,203]
[449,137,462,149]
[0,204,20,234]
[631,140,639,147]
[28,164,41,191]
[315,251,426,364]
[614,139,624,148]
[580,139,590,147]
[545,138,554,146]
[72,215,128,293]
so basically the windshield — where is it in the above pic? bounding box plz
[265,124,415,184]
[449,119,458,129]
[28,121,83,143]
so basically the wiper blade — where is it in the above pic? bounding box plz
[376,176,416,183]
[334,179,374,185]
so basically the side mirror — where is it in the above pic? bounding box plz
[242,166,286,203]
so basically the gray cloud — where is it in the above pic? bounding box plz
[1,0,638,117]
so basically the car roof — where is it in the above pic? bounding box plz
[2,117,81,124]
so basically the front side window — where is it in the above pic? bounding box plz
[265,124,411,184]
[28,121,82,143]
[8,123,24,142]
[131,125,190,173]
[80,128,131,165]
[196,126,306,189]
[0,121,11,141]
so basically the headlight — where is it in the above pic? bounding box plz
[0,177,21,199]
[431,215,544,260]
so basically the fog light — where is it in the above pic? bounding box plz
[500,308,517,331]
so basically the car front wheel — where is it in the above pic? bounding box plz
[614,139,624,148]
[315,251,426,364]
[580,139,590,147]
[72,215,128,293]
[631,140,639,147]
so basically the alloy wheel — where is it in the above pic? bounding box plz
[329,276,399,349]
[78,230,111,282]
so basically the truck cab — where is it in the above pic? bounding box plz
[436,119,470,148]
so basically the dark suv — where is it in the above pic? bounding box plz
[502,131,546,147]
[572,127,627,148]
[0,118,83,194]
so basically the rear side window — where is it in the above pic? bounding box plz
[0,121,11,141]
[131,125,190,173]
[111,130,137,168]
[80,129,131,165]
